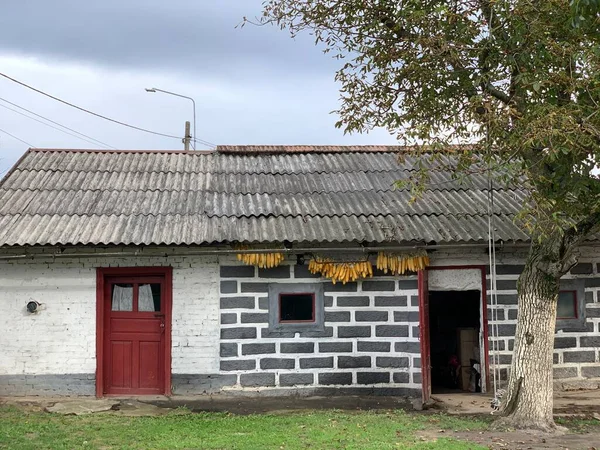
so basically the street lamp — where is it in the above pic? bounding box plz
[145,87,196,150]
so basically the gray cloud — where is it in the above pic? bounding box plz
[0,0,336,80]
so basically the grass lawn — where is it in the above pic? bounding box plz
[0,406,491,450]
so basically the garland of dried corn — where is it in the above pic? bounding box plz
[376,251,429,274]
[307,256,373,284]
[234,245,285,268]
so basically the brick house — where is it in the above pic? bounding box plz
[0,146,598,400]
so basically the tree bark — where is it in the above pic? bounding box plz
[497,239,571,432]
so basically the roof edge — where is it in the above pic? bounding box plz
[216,145,475,154]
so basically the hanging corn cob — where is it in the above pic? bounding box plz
[376,250,429,275]
[234,245,286,269]
[308,256,373,284]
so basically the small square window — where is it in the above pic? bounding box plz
[557,291,577,319]
[279,293,315,323]
[268,283,324,332]
[555,279,585,332]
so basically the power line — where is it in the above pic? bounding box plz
[0,71,209,143]
[0,100,116,149]
[0,127,36,147]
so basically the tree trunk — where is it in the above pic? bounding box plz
[497,240,569,432]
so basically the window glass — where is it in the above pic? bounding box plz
[279,293,314,322]
[111,284,133,311]
[138,283,161,312]
[557,291,577,318]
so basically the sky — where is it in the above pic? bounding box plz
[0,0,397,175]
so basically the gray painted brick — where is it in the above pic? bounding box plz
[355,311,388,322]
[338,356,371,368]
[220,360,256,371]
[398,280,418,290]
[585,292,594,304]
[495,324,516,336]
[508,339,514,351]
[507,309,518,320]
[571,263,593,274]
[585,278,600,287]
[357,341,391,352]
[220,327,257,340]
[554,337,577,349]
[280,342,315,353]
[357,372,390,384]
[260,358,295,370]
[258,266,291,278]
[580,336,600,348]
[300,357,334,369]
[220,313,237,325]
[299,327,334,338]
[495,265,524,275]
[324,282,358,292]
[494,279,518,290]
[294,265,320,279]
[376,325,409,337]
[498,354,512,365]
[582,367,600,378]
[490,340,506,351]
[374,296,407,307]
[394,342,421,353]
[319,373,352,385]
[393,372,410,383]
[337,296,370,307]
[220,280,237,294]
[261,328,295,338]
[220,297,255,309]
[220,265,255,278]
[554,353,559,364]
[324,296,334,307]
[554,367,577,379]
[241,313,269,324]
[319,342,353,353]
[411,297,419,307]
[362,280,395,291]
[376,357,409,368]
[258,297,269,310]
[413,373,422,384]
[587,307,600,317]
[338,326,371,338]
[412,326,420,338]
[497,295,518,305]
[413,357,421,368]
[241,282,269,293]
[242,343,276,355]
[220,343,238,357]
[563,351,595,363]
[240,373,275,387]
[393,311,420,322]
[280,373,314,386]
[325,311,351,322]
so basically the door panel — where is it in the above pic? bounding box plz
[103,278,165,395]
[418,269,432,403]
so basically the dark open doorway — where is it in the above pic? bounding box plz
[428,290,481,393]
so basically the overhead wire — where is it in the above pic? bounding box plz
[0,100,116,150]
[0,72,216,147]
[0,127,36,147]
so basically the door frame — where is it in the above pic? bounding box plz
[418,265,490,400]
[96,266,173,397]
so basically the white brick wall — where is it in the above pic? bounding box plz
[0,249,220,376]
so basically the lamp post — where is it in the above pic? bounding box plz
[145,88,196,150]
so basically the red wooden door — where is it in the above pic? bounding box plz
[418,269,432,403]
[103,276,166,395]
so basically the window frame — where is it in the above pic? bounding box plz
[268,283,324,332]
[556,280,586,331]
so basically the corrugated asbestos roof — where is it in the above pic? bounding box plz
[0,147,529,246]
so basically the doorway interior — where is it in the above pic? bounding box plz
[428,290,482,394]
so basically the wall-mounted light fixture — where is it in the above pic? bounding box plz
[26,300,41,314]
